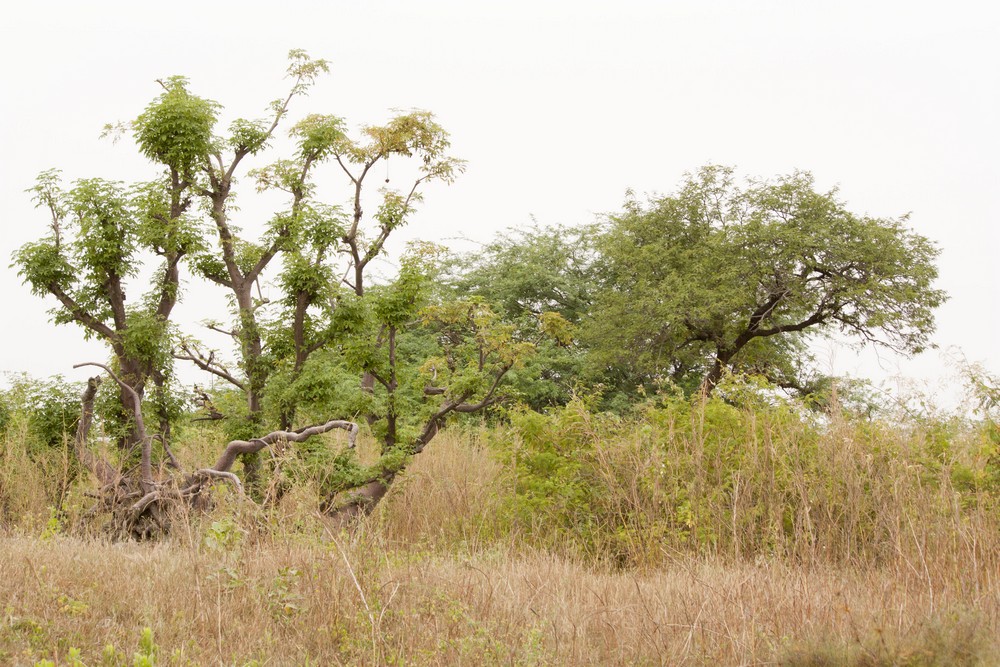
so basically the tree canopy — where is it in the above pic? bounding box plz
[586,166,946,393]
[12,51,559,533]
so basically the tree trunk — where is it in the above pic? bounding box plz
[699,349,732,396]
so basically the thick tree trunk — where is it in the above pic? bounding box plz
[74,377,118,487]
[324,477,394,528]
[114,357,148,451]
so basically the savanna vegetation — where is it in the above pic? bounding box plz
[2,52,998,665]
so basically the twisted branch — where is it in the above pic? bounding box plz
[212,419,359,473]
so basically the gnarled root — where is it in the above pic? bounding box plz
[71,369,360,540]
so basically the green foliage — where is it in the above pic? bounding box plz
[333,109,466,186]
[262,351,363,425]
[203,518,244,556]
[266,567,304,619]
[486,382,1000,566]
[133,626,159,667]
[446,224,598,409]
[15,159,200,449]
[1,374,83,448]
[0,395,9,436]
[131,180,206,256]
[291,114,347,161]
[453,223,597,325]
[17,175,137,327]
[587,166,946,392]
[133,76,220,176]
[493,401,595,529]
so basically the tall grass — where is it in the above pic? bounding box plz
[481,397,1000,574]
[0,392,998,664]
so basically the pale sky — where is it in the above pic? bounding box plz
[1,1,997,406]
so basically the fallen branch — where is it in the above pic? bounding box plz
[192,469,245,493]
[69,361,366,538]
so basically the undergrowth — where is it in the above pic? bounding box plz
[0,383,998,664]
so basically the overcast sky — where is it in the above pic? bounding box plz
[1,1,997,405]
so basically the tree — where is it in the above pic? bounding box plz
[453,223,598,325]
[587,166,946,394]
[267,107,464,419]
[173,52,464,440]
[67,246,547,537]
[450,224,594,408]
[14,164,201,449]
[20,52,539,537]
[171,51,332,441]
[306,245,543,521]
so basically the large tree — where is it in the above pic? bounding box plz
[587,166,946,394]
[22,52,539,537]
[172,52,463,438]
[169,51,331,437]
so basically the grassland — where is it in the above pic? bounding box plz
[1,396,998,665]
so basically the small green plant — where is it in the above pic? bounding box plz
[40,507,62,541]
[67,647,86,667]
[57,594,89,617]
[133,626,159,667]
[202,518,244,556]
[102,642,126,666]
[207,566,244,590]
[266,567,304,619]
[2,375,84,449]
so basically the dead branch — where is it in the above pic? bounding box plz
[73,376,118,487]
[211,419,359,472]
[74,362,153,491]
[69,365,360,539]
[192,469,245,493]
[175,341,246,390]
[192,385,226,422]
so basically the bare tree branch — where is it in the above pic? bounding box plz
[74,361,153,490]
[174,341,246,390]
[211,419,360,473]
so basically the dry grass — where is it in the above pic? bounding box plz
[1,405,999,664]
[1,529,996,666]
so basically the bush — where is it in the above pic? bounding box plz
[1,374,83,449]
[486,391,1000,568]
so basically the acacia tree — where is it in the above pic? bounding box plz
[450,224,595,408]
[453,223,597,325]
[588,166,946,394]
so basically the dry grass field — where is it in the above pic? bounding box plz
[1,401,999,665]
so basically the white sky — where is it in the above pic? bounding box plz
[1,1,997,405]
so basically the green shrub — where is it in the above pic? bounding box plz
[486,390,1000,567]
[2,374,83,449]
